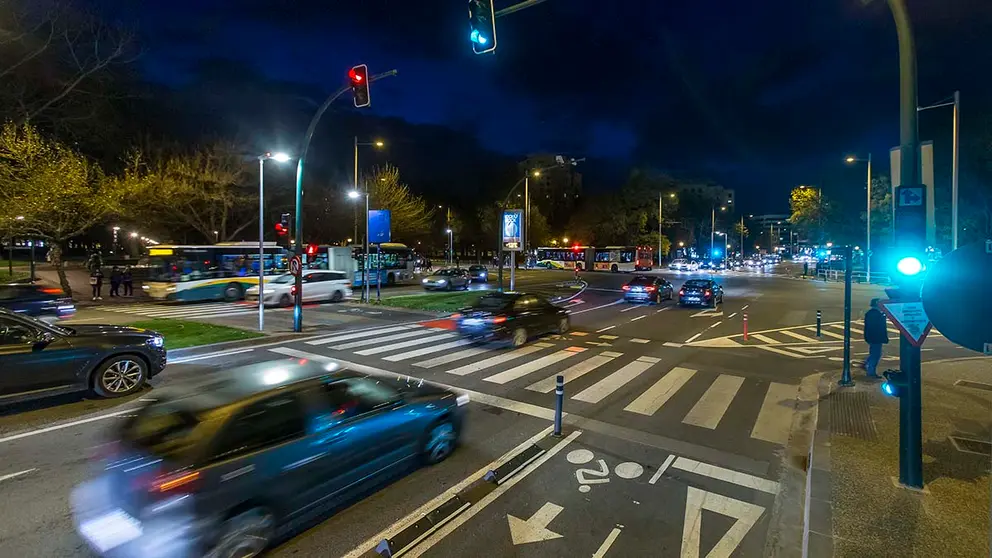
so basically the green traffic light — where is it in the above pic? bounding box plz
[896,256,924,276]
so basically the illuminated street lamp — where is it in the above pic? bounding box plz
[257,151,293,331]
[446,228,454,265]
[349,189,370,303]
[353,138,385,242]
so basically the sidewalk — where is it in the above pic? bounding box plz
[806,357,992,557]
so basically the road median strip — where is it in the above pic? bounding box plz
[130,318,263,349]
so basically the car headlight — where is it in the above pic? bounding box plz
[147,335,164,348]
[456,393,470,407]
[422,278,429,283]
[437,280,446,285]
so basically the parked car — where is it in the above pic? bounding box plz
[622,276,674,304]
[467,264,489,282]
[0,283,75,323]
[454,292,569,347]
[678,279,725,307]
[0,308,164,404]
[246,271,351,307]
[422,268,470,291]
[71,360,468,558]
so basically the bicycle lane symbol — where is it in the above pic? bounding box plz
[566,448,645,493]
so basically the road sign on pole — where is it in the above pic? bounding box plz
[289,255,302,276]
[878,301,932,346]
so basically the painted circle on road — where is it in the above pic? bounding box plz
[614,462,644,479]
[566,449,594,465]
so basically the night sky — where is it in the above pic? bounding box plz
[85,0,991,212]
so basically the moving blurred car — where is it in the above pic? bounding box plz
[422,268,470,291]
[467,264,489,282]
[454,292,569,347]
[246,270,351,307]
[678,279,724,307]
[0,283,75,322]
[622,276,674,304]
[669,259,700,271]
[72,360,467,558]
[0,308,164,403]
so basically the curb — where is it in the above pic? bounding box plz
[802,371,841,558]
[164,331,317,359]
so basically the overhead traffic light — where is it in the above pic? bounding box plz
[349,64,370,108]
[468,0,497,54]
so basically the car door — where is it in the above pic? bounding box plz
[0,316,81,397]
[512,295,543,333]
[300,273,322,302]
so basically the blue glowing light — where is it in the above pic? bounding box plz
[881,382,896,397]
[470,30,488,44]
[896,256,924,276]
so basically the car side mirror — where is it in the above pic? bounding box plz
[33,331,55,348]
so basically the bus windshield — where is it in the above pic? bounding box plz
[146,245,288,283]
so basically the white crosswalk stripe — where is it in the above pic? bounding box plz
[526,351,621,393]
[623,366,696,416]
[751,382,798,445]
[327,329,440,351]
[383,338,476,362]
[682,374,745,429]
[354,333,456,356]
[307,325,417,346]
[573,356,660,404]
[483,347,585,385]
[445,343,553,376]
[96,302,255,319]
[412,346,495,368]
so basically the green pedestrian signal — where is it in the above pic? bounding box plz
[468,0,497,54]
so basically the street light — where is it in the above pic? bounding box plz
[257,151,292,331]
[846,154,872,282]
[349,189,370,303]
[918,91,960,249]
[711,205,727,260]
[658,192,676,268]
[446,228,454,265]
[353,137,386,243]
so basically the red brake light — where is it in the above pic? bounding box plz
[451,313,463,319]
[679,289,685,296]
[152,471,200,494]
[622,285,630,291]
[491,316,507,324]
[40,287,63,295]
[291,286,297,295]
[645,286,656,292]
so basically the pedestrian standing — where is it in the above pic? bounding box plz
[122,266,134,296]
[862,298,888,377]
[90,267,104,301]
[109,266,122,297]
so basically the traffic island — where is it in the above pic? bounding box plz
[806,358,991,557]
[129,318,263,349]
[378,291,493,312]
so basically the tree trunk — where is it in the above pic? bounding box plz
[50,242,73,298]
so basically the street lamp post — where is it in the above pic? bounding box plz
[846,154,873,282]
[257,152,291,332]
[710,206,726,259]
[918,91,960,249]
[446,229,453,266]
[353,137,385,246]
[659,193,674,268]
[348,190,371,303]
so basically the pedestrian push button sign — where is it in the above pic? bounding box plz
[879,301,932,347]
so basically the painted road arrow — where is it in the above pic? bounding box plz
[507,502,564,545]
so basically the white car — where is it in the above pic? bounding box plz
[668,259,699,271]
[246,271,352,307]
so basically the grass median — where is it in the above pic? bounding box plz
[0,270,30,283]
[129,318,263,349]
[379,290,492,312]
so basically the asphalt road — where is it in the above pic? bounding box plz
[0,266,972,557]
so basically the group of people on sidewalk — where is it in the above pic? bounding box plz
[88,264,134,301]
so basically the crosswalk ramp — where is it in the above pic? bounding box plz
[300,323,799,445]
[93,302,256,320]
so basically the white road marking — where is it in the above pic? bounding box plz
[592,527,623,558]
[382,338,475,362]
[168,347,254,364]
[570,331,589,336]
[648,455,676,484]
[709,320,723,328]
[656,307,670,313]
[484,347,585,384]
[573,356,660,404]
[630,315,646,322]
[527,352,620,393]
[596,325,616,333]
[306,325,416,345]
[620,305,639,313]
[353,332,456,356]
[446,343,553,376]
[339,425,556,558]
[756,346,817,359]
[624,366,696,416]
[750,382,798,445]
[741,304,749,310]
[570,299,624,315]
[810,327,845,340]
[685,333,703,343]
[750,333,781,344]
[0,410,133,445]
[727,312,738,319]
[0,469,37,483]
[413,346,495,368]
[682,374,745,429]
[672,456,780,494]
[399,432,582,558]
[663,342,684,348]
[780,330,820,343]
[630,338,649,343]
[681,487,765,558]
[328,329,438,350]
[507,502,564,544]
[599,334,619,340]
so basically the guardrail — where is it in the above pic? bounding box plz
[815,269,890,285]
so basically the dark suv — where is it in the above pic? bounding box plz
[72,360,468,558]
[0,283,75,322]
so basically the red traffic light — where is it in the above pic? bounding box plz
[306,244,318,256]
[348,67,364,83]
[274,223,287,235]
[349,64,370,108]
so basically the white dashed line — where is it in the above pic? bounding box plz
[728,312,738,319]
[596,325,616,333]
[686,333,703,343]
[631,315,646,322]
[709,321,723,328]
[0,469,36,483]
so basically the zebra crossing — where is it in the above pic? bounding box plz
[93,302,258,320]
[297,323,799,445]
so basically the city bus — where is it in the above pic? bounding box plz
[353,243,418,286]
[535,246,592,270]
[143,243,288,301]
[593,246,654,272]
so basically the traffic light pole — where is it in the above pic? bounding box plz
[839,245,854,387]
[290,69,397,332]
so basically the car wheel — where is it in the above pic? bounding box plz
[557,317,570,334]
[331,290,344,302]
[93,355,148,398]
[511,328,527,348]
[279,294,292,307]
[223,283,243,302]
[422,420,457,465]
[211,507,275,558]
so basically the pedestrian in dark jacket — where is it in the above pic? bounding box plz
[122,266,134,296]
[90,268,104,301]
[109,266,122,297]
[862,298,889,377]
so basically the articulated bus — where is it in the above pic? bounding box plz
[143,242,288,301]
[535,245,653,272]
[352,243,418,286]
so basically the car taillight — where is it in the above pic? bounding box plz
[622,285,630,291]
[40,287,63,295]
[451,313,463,319]
[151,471,200,495]
[679,289,685,296]
[646,286,656,292]
[705,289,712,297]
[490,316,507,324]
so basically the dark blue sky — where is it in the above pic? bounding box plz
[87,0,991,212]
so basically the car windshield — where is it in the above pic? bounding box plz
[272,274,294,284]
[118,401,203,459]
[433,269,459,276]
[469,265,485,271]
[629,277,652,285]
[684,280,712,288]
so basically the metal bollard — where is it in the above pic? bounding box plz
[743,313,748,340]
[553,375,564,437]
[816,310,822,338]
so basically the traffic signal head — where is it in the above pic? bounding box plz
[348,64,370,108]
[896,256,924,276]
[467,0,497,54]
[306,244,318,257]
[276,213,291,237]
[881,369,906,397]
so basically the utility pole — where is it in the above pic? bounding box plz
[658,194,664,267]
[739,215,745,260]
[952,90,960,249]
[867,154,872,282]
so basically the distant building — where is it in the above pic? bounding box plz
[518,154,582,231]
[675,183,735,208]
[749,214,793,252]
